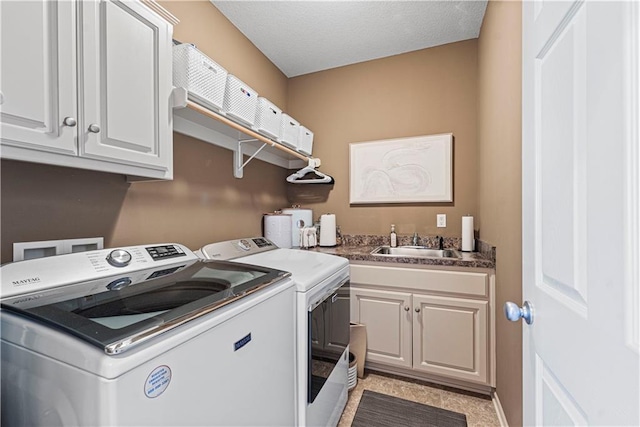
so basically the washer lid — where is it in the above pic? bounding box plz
[234,248,348,292]
[1,260,290,355]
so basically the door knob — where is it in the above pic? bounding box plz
[404,306,410,312]
[88,124,101,133]
[415,307,420,313]
[504,301,534,325]
[63,117,77,127]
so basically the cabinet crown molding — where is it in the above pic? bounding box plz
[140,0,179,25]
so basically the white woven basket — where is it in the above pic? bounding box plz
[279,114,300,149]
[297,125,314,156]
[223,75,259,126]
[254,97,282,139]
[172,44,227,111]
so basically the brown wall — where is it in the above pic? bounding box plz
[0,1,290,263]
[161,0,288,107]
[477,1,523,425]
[287,41,478,239]
[0,139,288,262]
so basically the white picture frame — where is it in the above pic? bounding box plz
[349,133,453,204]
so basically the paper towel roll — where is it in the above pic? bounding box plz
[264,213,292,248]
[282,207,313,248]
[462,215,475,252]
[319,213,337,247]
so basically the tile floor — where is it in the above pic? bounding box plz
[338,371,501,427]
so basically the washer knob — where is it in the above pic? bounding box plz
[106,277,132,291]
[106,249,132,267]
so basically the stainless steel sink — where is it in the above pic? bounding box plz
[370,246,462,259]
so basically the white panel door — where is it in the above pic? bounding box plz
[0,0,77,155]
[350,287,412,368]
[79,0,172,171]
[413,294,488,384]
[522,1,639,425]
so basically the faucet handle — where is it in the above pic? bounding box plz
[411,232,419,246]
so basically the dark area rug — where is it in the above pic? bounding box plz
[351,390,468,427]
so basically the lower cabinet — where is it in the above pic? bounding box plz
[350,264,494,390]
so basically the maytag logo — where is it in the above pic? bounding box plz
[12,277,41,286]
[209,253,222,258]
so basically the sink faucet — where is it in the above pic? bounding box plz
[412,232,420,246]
[438,236,444,250]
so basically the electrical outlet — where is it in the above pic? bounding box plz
[437,214,447,228]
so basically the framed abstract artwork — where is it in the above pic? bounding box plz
[349,133,453,204]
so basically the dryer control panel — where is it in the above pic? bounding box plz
[199,237,277,261]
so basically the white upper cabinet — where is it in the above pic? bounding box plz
[79,0,173,171]
[0,0,175,180]
[0,0,77,155]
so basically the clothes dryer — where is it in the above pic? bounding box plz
[199,237,350,427]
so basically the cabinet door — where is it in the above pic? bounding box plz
[412,294,488,384]
[0,0,77,156]
[350,287,412,368]
[79,0,172,174]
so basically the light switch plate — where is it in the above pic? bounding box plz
[437,214,447,228]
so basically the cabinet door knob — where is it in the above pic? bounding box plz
[88,124,101,133]
[63,117,77,127]
[404,306,410,311]
[415,307,420,313]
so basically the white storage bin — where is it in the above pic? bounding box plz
[172,44,228,111]
[297,126,314,155]
[254,97,282,140]
[223,75,258,126]
[279,114,300,149]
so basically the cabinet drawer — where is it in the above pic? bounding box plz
[350,264,488,298]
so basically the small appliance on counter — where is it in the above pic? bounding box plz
[300,226,317,248]
[263,211,293,248]
[281,205,313,248]
[319,213,337,247]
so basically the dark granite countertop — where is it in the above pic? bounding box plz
[309,235,496,269]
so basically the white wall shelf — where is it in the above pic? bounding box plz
[173,99,317,178]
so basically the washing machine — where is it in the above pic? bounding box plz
[1,243,296,426]
[199,237,350,427]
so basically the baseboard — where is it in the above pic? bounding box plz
[365,362,493,395]
[492,392,509,427]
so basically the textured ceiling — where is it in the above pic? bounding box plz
[211,1,488,77]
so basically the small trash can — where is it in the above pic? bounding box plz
[348,352,357,391]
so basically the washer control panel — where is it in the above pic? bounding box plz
[1,243,198,299]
